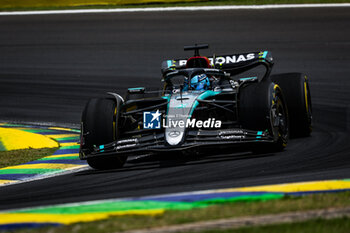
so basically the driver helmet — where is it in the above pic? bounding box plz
[191,74,210,91]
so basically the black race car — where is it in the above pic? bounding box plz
[79,44,312,170]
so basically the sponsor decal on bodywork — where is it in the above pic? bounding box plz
[163,118,221,129]
[143,110,162,129]
[175,53,256,67]
[143,112,222,129]
[161,51,272,75]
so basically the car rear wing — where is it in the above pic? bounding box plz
[161,51,274,76]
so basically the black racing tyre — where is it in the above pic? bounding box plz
[81,97,127,170]
[239,81,289,152]
[270,73,312,138]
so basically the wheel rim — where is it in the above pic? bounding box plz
[271,95,289,145]
[305,81,313,131]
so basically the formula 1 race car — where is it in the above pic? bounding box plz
[79,44,312,170]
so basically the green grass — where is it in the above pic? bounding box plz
[199,217,350,233]
[0,147,58,168]
[11,191,350,233]
[0,0,349,12]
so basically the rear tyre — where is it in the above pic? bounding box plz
[80,97,127,170]
[239,81,289,152]
[271,73,312,138]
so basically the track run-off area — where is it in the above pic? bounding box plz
[0,3,349,229]
[0,123,348,230]
[0,123,84,186]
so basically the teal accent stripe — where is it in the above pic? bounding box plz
[240,77,257,81]
[197,90,221,101]
[128,87,144,91]
[256,131,263,139]
[262,51,268,59]
[167,60,172,68]
[162,96,170,101]
[189,90,221,117]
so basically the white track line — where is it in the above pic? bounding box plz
[0,166,90,188]
[0,3,349,16]
[0,120,80,129]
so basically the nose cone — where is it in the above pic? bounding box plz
[165,92,199,146]
[166,130,184,146]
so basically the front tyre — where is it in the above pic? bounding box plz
[239,81,289,152]
[80,97,126,170]
[271,73,312,137]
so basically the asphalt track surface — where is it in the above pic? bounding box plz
[0,7,349,210]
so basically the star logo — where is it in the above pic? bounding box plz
[150,110,162,122]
